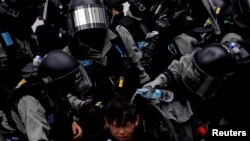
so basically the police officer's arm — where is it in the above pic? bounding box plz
[66,95,84,140]
[143,51,194,89]
[16,95,50,141]
[116,25,150,84]
[116,25,142,63]
[67,93,84,112]
[167,52,194,82]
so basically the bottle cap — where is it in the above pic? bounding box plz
[33,55,42,66]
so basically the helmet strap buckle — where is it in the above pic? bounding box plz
[10,9,19,17]
[139,4,145,11]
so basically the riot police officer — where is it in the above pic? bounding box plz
[127,0,235,78]
[65,0,149,98]
[213,0,250,128]
[0,0,45,109]
[143,42,243,140]
[1,50,88,141]
[1,1,45,138]
[124,0,199,78]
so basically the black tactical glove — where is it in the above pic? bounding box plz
[80,99,105,116]
[79,100,106,131]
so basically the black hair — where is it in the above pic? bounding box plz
[105,95,137,127]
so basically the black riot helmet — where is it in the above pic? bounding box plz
[67,0,108,50]
[67,0,108,37]
[38,50,92,102]
[182,43,236,98]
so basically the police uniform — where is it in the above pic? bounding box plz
[1,0,40,115]
[64,28,146,99]
[0,80,77,141]
[1,51,87,141]
[1,1,40,139]
[115,9,150,82]
[115,24,150,84]
[1,95,50,141]
[159,53,195,141]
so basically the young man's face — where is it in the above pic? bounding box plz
[105,115,139,141]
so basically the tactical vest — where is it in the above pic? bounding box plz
[117,16,147,49]
[0,63,74,141]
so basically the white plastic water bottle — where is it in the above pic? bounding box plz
[33,55,42,66]
[136,88,174,102]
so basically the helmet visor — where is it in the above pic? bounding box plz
[68,4,108,36]
[53,64,92,98]
[182,58,223,98]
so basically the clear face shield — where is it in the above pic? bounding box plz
[51,64,92,100]
[68,3,108,37]
[182,56,224,99]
